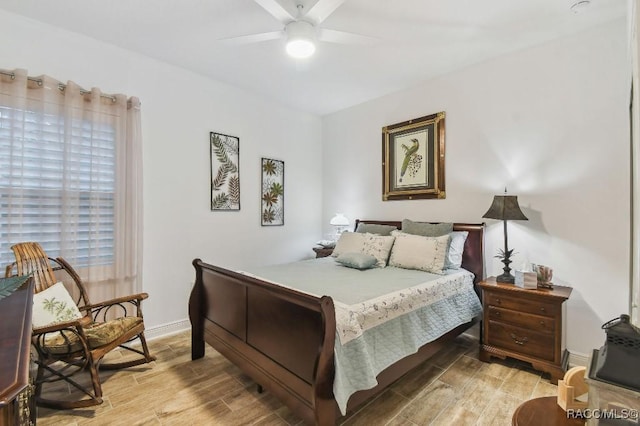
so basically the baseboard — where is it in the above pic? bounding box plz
[568,350,590,367]
[145,319,190,341]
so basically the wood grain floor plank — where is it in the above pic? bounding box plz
[341,390,409,426]
[391,362,444,399]
[498,369,540,400]
[430,405,479,426]
[437,354,483,389]
[475,391,523,426]
[252,413,290,426]
[396,380,456,425]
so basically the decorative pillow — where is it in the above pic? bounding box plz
[402,219,453,237]
[332,232,366,258]
[32,282,82,328]
[388,232,450,274]
[355,223,398,236]
[445,231,469,270]
[335,252,378,270]
[361,233,396,268]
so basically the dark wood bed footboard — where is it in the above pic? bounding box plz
[189,259,337,425]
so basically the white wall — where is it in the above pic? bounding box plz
[0,10,323,330]
[322,20,630,357]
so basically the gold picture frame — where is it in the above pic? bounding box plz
[382,112,445,201]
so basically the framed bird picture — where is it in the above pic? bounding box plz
[382,112,446,201]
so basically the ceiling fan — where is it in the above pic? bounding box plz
[221,0,377,58]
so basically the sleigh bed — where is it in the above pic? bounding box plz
[189,220,484,425]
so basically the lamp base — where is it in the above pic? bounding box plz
[496,273,515,284]
[496,248,515,284]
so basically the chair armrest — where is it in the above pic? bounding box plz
[32,315,92,335]
[80,292,149,311]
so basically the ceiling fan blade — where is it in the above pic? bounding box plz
[253,0,295,23]
[318,28,378,45]
[304,0,347,25]
[218,31,283,45]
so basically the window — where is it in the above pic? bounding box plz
[0,105,116,268]
[1,68,142,299]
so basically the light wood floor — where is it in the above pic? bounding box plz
[36,329,558,426]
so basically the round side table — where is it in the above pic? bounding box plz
[512,396,585,426]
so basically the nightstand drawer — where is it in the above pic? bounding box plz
[487,321,555,361]
[487,307,555,334]
[485,292,557,317]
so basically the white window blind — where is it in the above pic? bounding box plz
[0,104,115,268]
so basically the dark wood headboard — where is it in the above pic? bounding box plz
[354,220,485,285]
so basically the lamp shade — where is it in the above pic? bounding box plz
[330,213,350,226]
[285,21,316,58]
[482,195,528,221]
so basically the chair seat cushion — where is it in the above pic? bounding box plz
[42,316,143,355]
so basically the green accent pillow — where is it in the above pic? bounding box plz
[355,223,398,236]
[335,252,378,270]
[402,219,453,237]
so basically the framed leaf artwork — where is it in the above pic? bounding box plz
[261,158,284,226]
[210,132,240,211]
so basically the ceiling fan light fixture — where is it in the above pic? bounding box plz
[286,39,316,58]
[285,20,316,58]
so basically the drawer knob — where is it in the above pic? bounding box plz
[493,310,501,317]
[495,298,501,304]
[540,321,545,327]
[540,307,546,313]
[510,333,529,346]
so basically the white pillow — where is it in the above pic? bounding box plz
[388,231,450,274]
[32,282,82,328]
[332,232,366,258]
[360,233,396,268]
[445,231,469,270]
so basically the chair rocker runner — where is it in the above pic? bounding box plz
[5,242,156,409]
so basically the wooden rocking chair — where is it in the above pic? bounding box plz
[5,242,156,409]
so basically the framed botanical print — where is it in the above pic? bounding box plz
[382,112,446,201]
[261,158,284,226]
[210,132,240,210]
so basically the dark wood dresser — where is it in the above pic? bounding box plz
[0,276,35,426]
[478,277,572,384]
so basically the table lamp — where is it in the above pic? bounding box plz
[330,213,350,240]
[482,190,528,283]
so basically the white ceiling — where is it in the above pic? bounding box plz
[0,0,627,115]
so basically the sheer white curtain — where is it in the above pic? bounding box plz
[0,68,143,303]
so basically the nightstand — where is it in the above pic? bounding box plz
[478,277,572,384]
[312,247,334,258]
